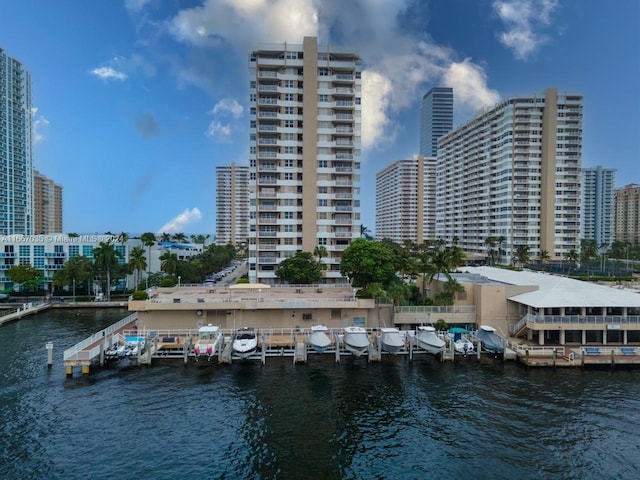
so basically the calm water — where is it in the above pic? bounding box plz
[1,309,640,480]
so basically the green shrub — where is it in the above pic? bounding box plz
[131,290,149,300]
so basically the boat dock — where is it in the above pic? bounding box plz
[62,323,497,376]
[509,342,640,367]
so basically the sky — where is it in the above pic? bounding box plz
[1,0,639,237]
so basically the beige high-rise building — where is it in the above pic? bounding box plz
[216,163,249,246]
[436,88,583,263]
[615,183,640,245]
[248,37,361,284]
[375,156,436,244]
[33,170,62,234]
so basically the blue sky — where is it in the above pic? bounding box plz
[1,0,638,236]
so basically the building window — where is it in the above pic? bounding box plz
[318,199,328,207]
[284,93,295,101]
[285,159,294,167]
[284,106,294,114]
[284,212,293,219]
[319,94,328,102]
[284,79,295,88]
[285,225,293,232]
[284,146,295,154]
[318,238,327,245]
[284,120,294,128]
[318,160,328,168]
[285,173,293,180]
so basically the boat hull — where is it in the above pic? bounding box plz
[381,328,404,354]
[415,328,445,355]
[343,327,370,357]
[309,331,332,354]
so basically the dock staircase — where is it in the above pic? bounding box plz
[509,314,533,337]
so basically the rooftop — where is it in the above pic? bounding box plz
[458,267,640,309]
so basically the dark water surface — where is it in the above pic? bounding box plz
[1,309,639,479]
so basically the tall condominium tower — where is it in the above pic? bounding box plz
[376,156,436,244]
[615,183,640,246]
[248,37,361,284]
[216,163,249,246]
[33,170,62,234]
[0,48,33,235]
[436,88,583,263]
[419,87,453,157]
[580,166,616,247]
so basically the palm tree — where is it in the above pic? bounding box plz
[539,249,551,264]
[160,232,171,242]
[359,225,373,240]
[514,244,530,268]
[565,248,579,275]
[140,232,156,283]
[93,241,122,301]
[128,246,147,290]
[485,236,497,265]
[160,251,179,276]
[173,232,187,243]
[313,245,328,272]
[496,236,506,265]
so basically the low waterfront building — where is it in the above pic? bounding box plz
[449,267,640,346]
[128,284,388,331]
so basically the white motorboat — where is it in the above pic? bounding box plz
[415,326,445,355]
[232,327,258,358]
[380,327,405,354]
[343,326,370,357]
[309,325,332,354]
[449,328,474,355]
[476,325,505,355]
[193,324,223,361]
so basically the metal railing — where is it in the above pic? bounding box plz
[63,313,137,361]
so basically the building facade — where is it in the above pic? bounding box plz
[436,88,583,263]
[248,37,361,284]
[0,48,33,235]
[615,183,640,245]
[580,166,615,247]
[216,163,249,246]
[33,170,63,234]
[375,155,436,244]
[419,87,453,157]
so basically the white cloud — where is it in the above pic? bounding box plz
[157,208,202,234]
[206,121,232,141]
[31,107,50,144]
[169,0,318,50]
[90,66,128,81]
[125,0,153,14]
[493,0,559,60]
[211,98,244,118]
[165,0,501,152]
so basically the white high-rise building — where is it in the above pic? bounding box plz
[375,156,436,244]
[0,48,33,235]
[248,37,361,284]
[216,163,249,246]
[436,88,583,263]
[581,166,616,247]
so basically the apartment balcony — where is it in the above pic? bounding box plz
[333,87,354,96]
[258,85,278,92]
[257,257,278,264]
[334,205,352,212]
[334,231,353,238]
[258,124,278,132]
[258,190,277,198]
[335,153,353,160]
[258,71,279,79]
[334,113,354,122]
[258,231,278,238]
[258,138,278,145]
[258,204,277,212]
[258,111,278,119]
[334,100,354,109]
[258,150,278,158]
[335,180,352,186]
[334,192,352,199]
[258,98,278,105]
[258,177,278,185]
[332,73,355,82]
[334,167,353,173]
[335,139,353,146]
[258,164,277,171]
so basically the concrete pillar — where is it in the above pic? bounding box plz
[539,330,545,346]
[559,330,565,346]
[603,330,607,345]
[81,365,90,375]
[624,330,628,345]
[580,307,586,316]
[66,366,73,377]
[582,330,586,344]
[46,342,54,369]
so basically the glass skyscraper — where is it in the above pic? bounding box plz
[0,48,33,235]
[419,87,453,157]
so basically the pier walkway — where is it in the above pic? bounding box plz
[508,341,640,367]
[0,302,49,326]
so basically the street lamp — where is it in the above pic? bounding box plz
[73,278,76,302]
[258,288,262,302]
[178,276,181,289]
